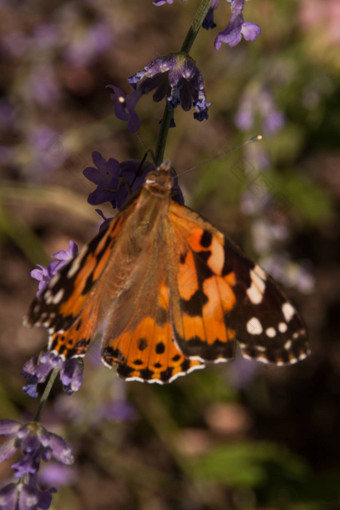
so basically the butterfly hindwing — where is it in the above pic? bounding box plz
[100,231,205,383]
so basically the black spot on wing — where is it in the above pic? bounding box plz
[117,364,134,378]
[137,338,148,351]
[102,346,126,364]
[180,289,208,317]
[200,230,212,248]
[139,367,155,381]
[160,367,173,382]
[155,341,165,354]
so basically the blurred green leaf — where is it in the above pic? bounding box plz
[191,441,309,487]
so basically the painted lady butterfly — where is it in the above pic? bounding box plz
[25,162,310,384]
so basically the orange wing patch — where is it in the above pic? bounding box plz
[101,281,204,383]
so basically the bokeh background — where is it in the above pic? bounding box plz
[0,0,339,508]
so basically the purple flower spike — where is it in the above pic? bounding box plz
[215,0,261,49]
[21,352,83,398]
[0,475,56,510]
[0,421,73,481]
[31,241,78,297]
[128,53,209,122]
[106,85,141,133]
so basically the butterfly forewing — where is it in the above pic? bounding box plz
[25,211,130,357]
[168,202,310,365]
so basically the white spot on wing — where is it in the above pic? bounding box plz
[282,302,295,322]
[67,246,88,278]
[254,264,267,280]
[265,327,276,338]
[278,322,288,333]
[246,317,263,335]
[246,269,265,304]
[52,288,64,304]
[284,339,292,350]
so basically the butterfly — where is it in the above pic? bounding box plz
[25,162,310,384]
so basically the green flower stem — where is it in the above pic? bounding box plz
[33,367,60,422]
[154,0,212,165]
[181,0,212,54]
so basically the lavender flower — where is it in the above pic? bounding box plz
[215,0,261,49]
[153,0,187,5]
[0,420,73,477]
[21,352,84,398]
[107,85,141,133]
[39,463,77,487]
[83,152,184,210]
[64,21,113,66]
[128,54,210,122]
[0,475,56,510]
[235,87,285,135]
[0,421,72,510]
[202,0,220,30]
[31,240,78,297]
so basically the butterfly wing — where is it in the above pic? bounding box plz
[100,229,204,383]
[168,202,310,365]
[25,210,132,358]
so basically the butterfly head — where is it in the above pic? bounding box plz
[144,162,174,198]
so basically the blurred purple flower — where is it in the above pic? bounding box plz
[33,24,60,49]
[215,0,261,49]
[39,463,77,487]
[64,21,113,66]
[0,420,73,478]
[26,66,61,107]
[128,54,210,122]
[21,352,84,398]
[227,354,259,389]
[28,125,67,175]
[0,99,15,131]
[0,475,56,510]
[235,88,285,135]
[260,254,315,294]
[153,0,187,5]
[31,240,78,296]
[0,30,30,57]
[251,219,288,255]
[98,401,136,422]
[106,85,141,133]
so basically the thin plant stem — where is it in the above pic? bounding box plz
[154,0,212,165]
[33,368,60,422]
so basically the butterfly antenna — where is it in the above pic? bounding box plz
[178,134,263,177]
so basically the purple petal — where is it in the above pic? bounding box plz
[0,420,21,435]
[0,437,17,463]
[60,358,83,394]
[12,453,40,477]
[44,433,74,465]
[0,483,18,510]
[241,22,261,42]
